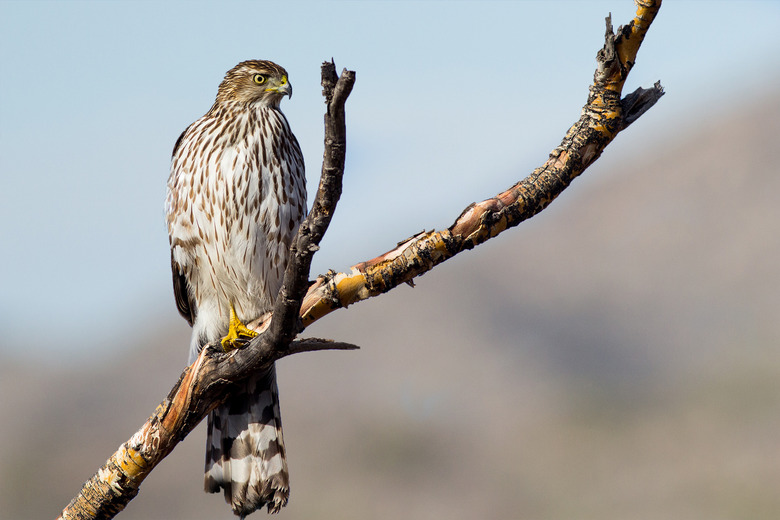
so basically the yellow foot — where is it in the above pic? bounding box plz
[221,304,258,352]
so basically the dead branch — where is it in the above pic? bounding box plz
[298,2,663,327]
[59,1,662,518]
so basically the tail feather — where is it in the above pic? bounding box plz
[205,365,289,516]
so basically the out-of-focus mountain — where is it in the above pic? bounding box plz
[2,90,779,520]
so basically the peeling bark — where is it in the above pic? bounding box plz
[299,2,663,327]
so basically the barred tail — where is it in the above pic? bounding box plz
[205,365,289,516]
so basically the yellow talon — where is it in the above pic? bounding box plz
[221,303,258,351]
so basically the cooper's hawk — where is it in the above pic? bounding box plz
[165,60,306,517]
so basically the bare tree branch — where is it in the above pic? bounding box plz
[58,1,662,518]
[298,1,663,327]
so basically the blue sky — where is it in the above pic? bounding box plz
[1,1,779,364]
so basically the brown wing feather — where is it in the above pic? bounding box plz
[171,252,196,326]
[171,128,188,159]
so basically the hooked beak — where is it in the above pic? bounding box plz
[267,75,292,98]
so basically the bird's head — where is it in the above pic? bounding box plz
[215,60,292,108]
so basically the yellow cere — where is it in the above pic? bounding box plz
[266,75,288,93]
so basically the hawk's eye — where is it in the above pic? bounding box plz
[253,74,267,85]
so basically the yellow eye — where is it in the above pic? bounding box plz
[253,74,267,85]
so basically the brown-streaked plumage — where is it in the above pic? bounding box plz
[165,60,306,517]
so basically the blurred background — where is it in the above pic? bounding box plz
[2,1,779,519]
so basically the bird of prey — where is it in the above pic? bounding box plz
[165,60,306,516]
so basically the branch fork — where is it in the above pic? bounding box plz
[59,2,663,517]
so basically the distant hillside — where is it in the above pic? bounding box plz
[3,90,779,520]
